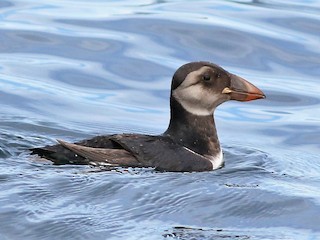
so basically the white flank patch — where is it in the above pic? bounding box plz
[183,147,224,170]
[208,149,223,170]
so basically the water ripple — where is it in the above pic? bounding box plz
[1,0,320,239]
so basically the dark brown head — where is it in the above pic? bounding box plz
[171,61,265,116]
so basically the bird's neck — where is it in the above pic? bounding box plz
[163,97,221,157]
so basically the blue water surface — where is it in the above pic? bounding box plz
[1,0,320,239]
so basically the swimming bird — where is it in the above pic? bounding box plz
[31,62,265,172]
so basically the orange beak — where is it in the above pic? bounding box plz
[222,74,266,101]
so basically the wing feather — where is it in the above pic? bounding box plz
[57,140,140,167]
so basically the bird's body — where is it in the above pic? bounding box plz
[31,62,265,172]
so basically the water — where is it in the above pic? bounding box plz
[1,0,320,239]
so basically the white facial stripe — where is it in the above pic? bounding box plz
[173,66,220,116]
[180,66,212,88]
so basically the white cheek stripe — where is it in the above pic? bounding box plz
[183,147,224,170]
[173,85,218,116]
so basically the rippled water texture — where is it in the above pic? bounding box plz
[1,0,320,239]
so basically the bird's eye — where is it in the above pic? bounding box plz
[202,74,211,81]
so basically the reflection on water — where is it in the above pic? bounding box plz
[0,0,320,239]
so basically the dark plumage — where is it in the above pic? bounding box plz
[31,62,265,172]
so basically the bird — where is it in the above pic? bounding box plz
[30,61,265,172]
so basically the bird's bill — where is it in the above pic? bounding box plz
[222,74,266,101]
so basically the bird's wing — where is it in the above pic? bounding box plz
[109,134,213,172]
